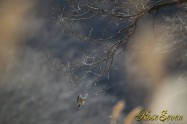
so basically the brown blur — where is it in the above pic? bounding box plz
[0,1,34,78]
[123,107,141,124]
[125,16,187,124]
[129,23,169,85]
[111,100,125,124]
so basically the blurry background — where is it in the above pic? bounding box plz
[0,0,186,124]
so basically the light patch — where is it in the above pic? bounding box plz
[0,0,35,75]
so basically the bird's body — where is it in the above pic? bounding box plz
[77,95,86,108]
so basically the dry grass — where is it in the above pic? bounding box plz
[111,100,126,124]
[111,100,142,124]
[123,107,142,124]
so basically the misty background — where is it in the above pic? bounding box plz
[0,0,186,124]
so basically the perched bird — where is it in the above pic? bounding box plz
[76,95,86,108]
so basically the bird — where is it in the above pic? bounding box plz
[76,94,86,108]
